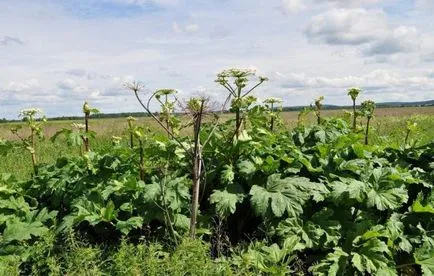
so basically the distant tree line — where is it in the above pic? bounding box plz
[0,100,433,124]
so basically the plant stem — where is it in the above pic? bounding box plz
[189,100,204,238]
[30,128,37,175]
[130,132,134,149]
[352,99,357,131]
[84,111,90,152]
[404,129,410,146]
[365,117,371,145]
[139,140,145,181]
[160,172,178,245]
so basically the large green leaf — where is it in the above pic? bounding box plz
[351,237,395,275]
[274,208,341,250]
[328,177,366,204]
[2,219,48,243]
[220,164,234,185]
[116,216,144,235]
[250,174,322,218]
[365,168,409,211]
[209,189,244,217]
[412,192,434,214]
[414,238,434,276]
[309,247,349,276]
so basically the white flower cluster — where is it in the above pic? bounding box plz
[19,108,43,118]
[71,123,86,130]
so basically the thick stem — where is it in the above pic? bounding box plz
[270,117,275,131]
[139,140,145,181]
[84,112,90,152]
[235,108,241,139]
[130,133,134,149]
[365,117,371,145]
[30,128,37,175]
[404,129,410,146]
[352,99,356,131]
[160,173,178,245]
[189,100,204,238]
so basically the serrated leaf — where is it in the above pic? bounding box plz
[250,174,309,218]
[116,216,143,235]
[210,189,244,217]
[328,177,366,203]
[237,160,256,178]
[309,247,349,276]
[414,238,434,276]
[274,208,341,250]
[351,238,394,274]
[2,220,48,243]
[220,165,234,185]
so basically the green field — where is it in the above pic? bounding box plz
[1,106,434,179]
[0,102,433,275]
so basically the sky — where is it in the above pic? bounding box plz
[1,0,434,119]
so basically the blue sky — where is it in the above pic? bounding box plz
[1,0,434,118]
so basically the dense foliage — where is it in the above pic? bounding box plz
[0,78,433,275]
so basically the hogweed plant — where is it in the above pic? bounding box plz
[263,97,283,131]
[313,96,325,125]
[82,102,100,152]
[51,123,95,156]
[126,81,229,238]
[10,108,46,175]
[360,100,376,145]
[126,116,137,148]
[297,107,313,126]
[404,120,419,147]
[154,89,181,136]
[215,68,268,139]
[347,87,361,131]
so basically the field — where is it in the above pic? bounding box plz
[0,90,434,275]
[1,106,434,179]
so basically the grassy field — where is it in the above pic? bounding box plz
[1,106,433,179]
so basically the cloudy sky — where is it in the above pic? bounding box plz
[1,0,434,119]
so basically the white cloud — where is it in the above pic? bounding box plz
[2,79,39,92]
[305,8,421,58]
[415,0,434,11]
[281,0,305,13]
[172,22,199,33]
[102,0,179,6]
[362,26,420,56]
[305,9,388,45]
[314,0,381,7]
[0,0,432,118]
[276,69,434,93]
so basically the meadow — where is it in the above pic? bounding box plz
[0,73,434,275]
[1,106,433,179]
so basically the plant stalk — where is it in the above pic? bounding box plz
[364,117,371,145]
[189,100,204,238]
[84,111,90,152]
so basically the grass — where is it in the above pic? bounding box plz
[1,106,433,179]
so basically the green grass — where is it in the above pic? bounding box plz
[1,106,433,179]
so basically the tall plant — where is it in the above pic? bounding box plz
[263,97,283,131]
[347,87,361,131]
[82,102,99,152]
[10,108,46,175]
[313,96,325,125]
[215,68,268,139]
[360,100,376,145]
[126,82,227,238]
